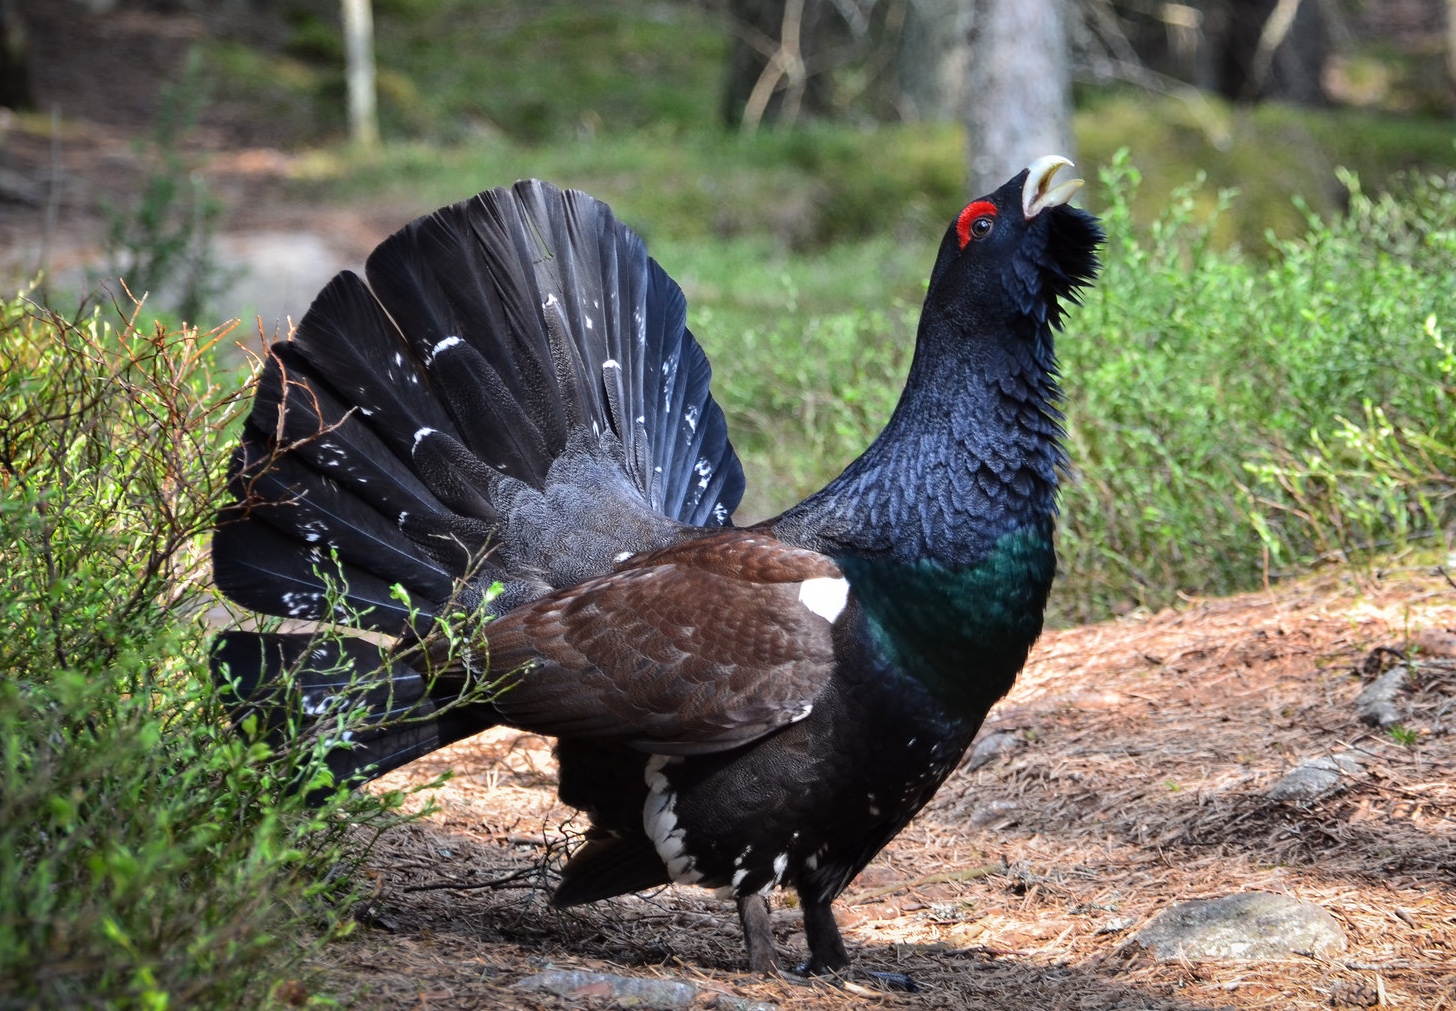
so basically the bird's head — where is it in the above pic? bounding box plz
[925,156,1104,333]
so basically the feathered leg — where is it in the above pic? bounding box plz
[736,894,780,974]
[800,897,849,974]
[802,896,917,991]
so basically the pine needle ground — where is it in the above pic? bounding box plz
[293,566,1456,1010]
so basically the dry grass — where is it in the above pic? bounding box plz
[299,566,1456,1009]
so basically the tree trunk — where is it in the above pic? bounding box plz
[1207,0,1329,104]
[964,0,1073,194]
[1446,0,1456,90]
[341,0,379,147]
[0,0,32,110]
[895,0,968,122]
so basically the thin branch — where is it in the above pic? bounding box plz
[400,865,539,893]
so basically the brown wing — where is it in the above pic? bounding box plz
[469,529,845,754]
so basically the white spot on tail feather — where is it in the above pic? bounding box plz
[431,336,462,362]
[281,590,322,618]
[798,577,849,623]
[412,427,435,450]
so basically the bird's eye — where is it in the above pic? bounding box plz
[955,199,999,248]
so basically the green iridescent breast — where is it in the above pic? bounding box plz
[839,526,1056,720]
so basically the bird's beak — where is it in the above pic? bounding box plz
[1022,156,1084,220]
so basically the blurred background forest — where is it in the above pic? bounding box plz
[2,0,1455,615]
[4,5,1456,1007]
[1,0,1454,317]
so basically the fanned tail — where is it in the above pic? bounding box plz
[211,180,744,786]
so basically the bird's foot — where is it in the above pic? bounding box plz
[790,962,919,993]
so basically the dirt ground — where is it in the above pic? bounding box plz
[297,567,1456,1010]
[0,2,411,327]
[9,8,1454,1008]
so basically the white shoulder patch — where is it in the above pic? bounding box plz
[797,576,849,623]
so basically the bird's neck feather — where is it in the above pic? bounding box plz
[776,308,1063,565]
[771,307,1063,719]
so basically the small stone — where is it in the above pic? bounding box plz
[1267,753,1362,802]
[1094,916,1136,935]
[966,730,1021,771]
[515,970,698,1008]
[514,971,778,1011]
[1355,667,1407,728]
[966,798,1019,828]
[1132,892,1346,961]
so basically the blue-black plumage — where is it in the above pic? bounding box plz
[211,163,1103,980]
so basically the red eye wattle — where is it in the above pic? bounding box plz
[956,200,998,248]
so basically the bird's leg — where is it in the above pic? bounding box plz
[800,896,850,974]
[736,893,781,974]
[800,896,918,992]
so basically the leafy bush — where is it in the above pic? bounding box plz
[700,152,1456,620]
[1056,154,1456,619]
[0,298,427,1009]
[705,300,916,514]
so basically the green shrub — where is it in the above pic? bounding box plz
[1055,153,1456,620]
[0,297,428,1009]
[695,151,1456,620]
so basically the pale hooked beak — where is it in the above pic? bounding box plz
[1022,155,1084,219]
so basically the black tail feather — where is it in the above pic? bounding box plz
[212,179,744,778]
[289,271,464,465]
[225,441,463,603]
[553,836,671,907]
[212,630,496,791]
[246,343,487,539]
[361,181,744,523]
[212,510,427,631]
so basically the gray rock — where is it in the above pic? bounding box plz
[1133,892,1346,961]
[515,969,776,1010]
[1266,753,1362,802]
[966,730,1021,771]
[1355,666,1408,728]
[966,798,1020,828]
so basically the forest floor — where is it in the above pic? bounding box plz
[7,7,1455,1010]
[0,2,407,333]
[316,566,1456,1011]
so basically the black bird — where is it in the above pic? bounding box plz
[212,156,1103,977]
